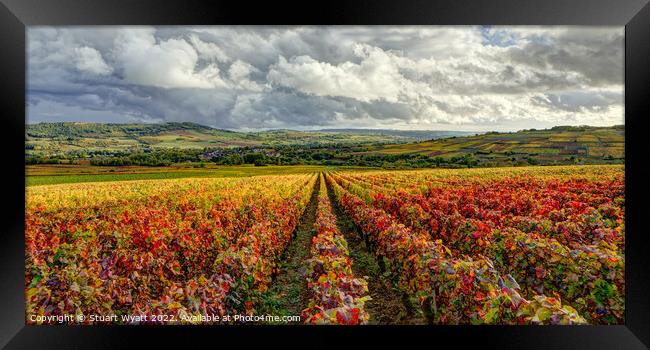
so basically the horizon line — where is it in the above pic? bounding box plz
[24,120,625,134]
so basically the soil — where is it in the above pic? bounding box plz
[261,176,320,319]
[262,174,427,325]
[325,178,427,325]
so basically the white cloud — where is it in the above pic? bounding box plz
[268,45,405,103]
[113,28,227,89]
[73,46,113,75]
[228,60,264,91]
[188,34,229,62]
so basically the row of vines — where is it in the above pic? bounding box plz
[26,174,317,324]
[25,165,624,325]
[325,165,624,324]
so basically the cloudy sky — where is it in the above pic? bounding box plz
[27,26,624,132]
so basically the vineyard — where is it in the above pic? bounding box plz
[26,165,624,325]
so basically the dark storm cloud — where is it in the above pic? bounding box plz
[27,26,624,131]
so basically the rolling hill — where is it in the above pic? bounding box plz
[362,125,624,166]
[25,122,624,167]
[25,122,475,156]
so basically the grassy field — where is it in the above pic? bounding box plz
[26,164,373,186]
[26,162,625,186]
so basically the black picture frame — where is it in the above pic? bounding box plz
[1,0,649,348]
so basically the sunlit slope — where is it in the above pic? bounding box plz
[26,122,467,154]
[364,125,624,165]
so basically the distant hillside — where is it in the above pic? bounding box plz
[363,125,624,166]
[316,128,478,140]
[26,122,217,138]
[26,122,471,156]
[25,122,624,168]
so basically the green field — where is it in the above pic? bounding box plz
[26,164,373,186]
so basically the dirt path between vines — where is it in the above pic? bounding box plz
[325,178,427,325]
[261,176,320,320]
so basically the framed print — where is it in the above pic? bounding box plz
[1,0,649,348]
